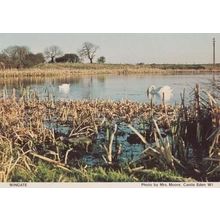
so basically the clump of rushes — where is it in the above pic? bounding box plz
[128,85,220,181]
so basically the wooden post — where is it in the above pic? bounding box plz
[213,37,216,66]
[213,38,216,81]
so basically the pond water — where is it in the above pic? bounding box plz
[0,73,215,104]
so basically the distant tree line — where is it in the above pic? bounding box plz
[0,42,106,69]
[1,42,207,70]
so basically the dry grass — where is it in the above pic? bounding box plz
[0,63,219,78]
[0,92,178,181]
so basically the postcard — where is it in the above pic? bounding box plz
[0,33,219,187]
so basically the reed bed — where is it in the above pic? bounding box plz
[0,63,220,78]
[0,67,170,78]
[0,85,219,182]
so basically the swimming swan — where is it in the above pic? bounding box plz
[59,83,70,94]
[147,85,173,101]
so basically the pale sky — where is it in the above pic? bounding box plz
[0,33,218,64]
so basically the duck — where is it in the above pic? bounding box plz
[147,85,173,101]
[58,83,70,94]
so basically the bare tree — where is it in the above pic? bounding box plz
[78,42,99,63]
[2,46,30,68]
[44,45,62,63]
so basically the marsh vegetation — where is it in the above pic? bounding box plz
[0,81,219,182]
[1,63,220,78]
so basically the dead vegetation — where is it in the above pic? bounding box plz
[0,84,219,182]
[0,63,220,78]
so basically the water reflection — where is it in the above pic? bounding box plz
[0,74,214,104]
[81,77,94,99]
[97,75,106,84]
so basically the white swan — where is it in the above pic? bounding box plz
[147,85,173,101]
[58,83,70,94]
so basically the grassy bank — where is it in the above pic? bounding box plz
[12,162,193,182]
[0,63,219,78]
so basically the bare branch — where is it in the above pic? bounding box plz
[44,45,62,63]
[78,42,99,63]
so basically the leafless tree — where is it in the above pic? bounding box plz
[2,46,30,68]
[78,42,99,63]
[44,45,62,63]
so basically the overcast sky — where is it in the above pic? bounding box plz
[0,33,218,64]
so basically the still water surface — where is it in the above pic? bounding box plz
[0,74,214,104]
